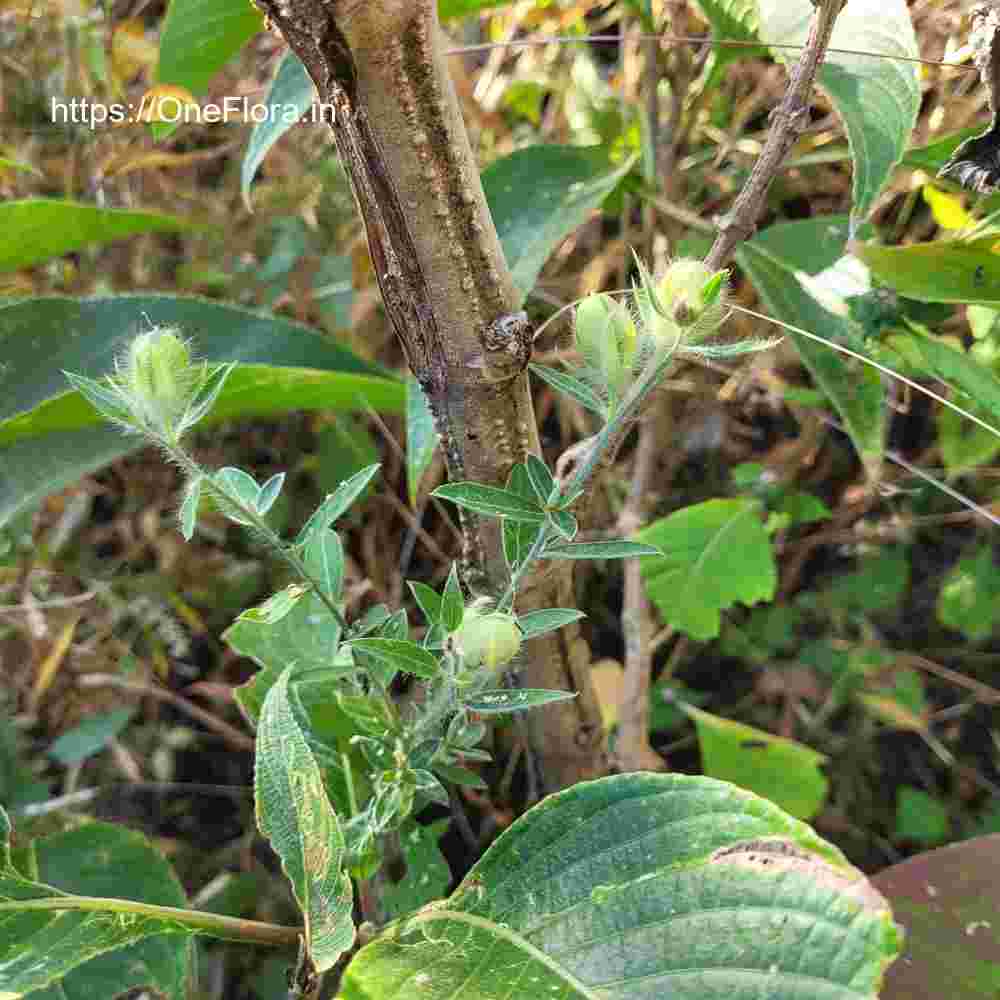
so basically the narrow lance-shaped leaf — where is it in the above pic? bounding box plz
[255,669,354,971]
[431,483,546,523]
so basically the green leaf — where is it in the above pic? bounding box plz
[894,786,950,846]
[484,145,635,301]
[214,467,261,523]
[347,639,440,681]
[158,0,262,97]
[524,454,556,506]
[0,200,200,274]
[255,669,353,971]
[0,812,193,997]
[295,465,381,545]
[440,564,465,633]
[407,581,443,626]
[48,708,136,766]
[237,583,309,626]
[405,376,439,506]
[683,704,829,820]
[303,529,345,602]
[738,224,885,478]
[936,544,1000,642]
[691,0,765,93]
[431,483,546,523]
[340,773,900,1000]
[463,688,579,714]
[224,590,343,679]
[637,498,777,641]
[178,475,201,540]
[381,819,451,923]
[547,509,578,541]
[902,126,983,172]
[759,0,919,217]
[0,296,401,529]
[31,822,191,1000]
[516,608,586,639]
[543,538,661,560]
[242,51,315,207]
[855,236,1000,306]
[528,362,607,417]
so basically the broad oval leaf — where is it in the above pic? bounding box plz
[637,498,777,641]
[255,668,354,971]
[758,0,920,218]
[872,834,1000,1000]
[0,200,200,274]
[682,703,829,820]
[0,296,401,529]
[0,811,193,997]
[340,773,901,1000]
[483,145,635,301]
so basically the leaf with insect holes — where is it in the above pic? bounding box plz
[255,669,353,971]
[340,773,900,1000]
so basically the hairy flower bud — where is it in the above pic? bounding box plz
[656,259,728,332]
[574,293,638,398]
[456,605,523,671]
[122,326,198,432]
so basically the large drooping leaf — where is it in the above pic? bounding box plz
[737,219,885,478]
[637,498,777,641]
[682,704,829,820]
[340,773,901,999]
[157,0,262,96]
[0,200,200,274]
[758,0,920,218]
[241,51,316,207]
[30,823,192,1000]
[255,669,354,972]
[854,236,1000,306]
[872,834,1000,999]
[0,809,193,997]
[0,296,403,528]
[482,145,635,300]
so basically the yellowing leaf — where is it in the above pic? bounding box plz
[922,185,973,231]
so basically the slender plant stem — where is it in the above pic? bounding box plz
[171,449,348,631]
[0,896,301,947]
[704,0,846,271]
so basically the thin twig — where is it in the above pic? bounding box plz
[705,0,847,271]
[76,673,255,751]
